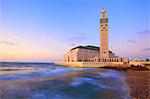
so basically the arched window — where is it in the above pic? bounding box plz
[121,59,123,62]
[68,57,69,62]
[99,59,101,62]
[102,27,107,31]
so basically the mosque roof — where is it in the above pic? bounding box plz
[70,45,112,53]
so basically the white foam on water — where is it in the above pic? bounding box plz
[98,70,123,79]
[71,77,110,89]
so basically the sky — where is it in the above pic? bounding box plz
[0,0,149,62]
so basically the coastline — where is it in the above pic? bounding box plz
[55,62,150,71]
[124,71,150,98]
[100,65,150,71]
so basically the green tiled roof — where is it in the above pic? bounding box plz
[71,45,99,51]
[70,45,112,53]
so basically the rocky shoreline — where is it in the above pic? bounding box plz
[101,65,150,98]
[100,65,150,71]
[124,71,150,99]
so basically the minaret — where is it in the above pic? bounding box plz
[100,8,109,58]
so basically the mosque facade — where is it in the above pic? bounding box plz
[64,8,128,63]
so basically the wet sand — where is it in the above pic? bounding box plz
[125,71,150,99]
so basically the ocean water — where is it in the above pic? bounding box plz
[0,62,130,99]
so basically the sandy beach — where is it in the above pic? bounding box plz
[125,71,150,99]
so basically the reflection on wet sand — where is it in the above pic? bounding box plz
[125,71,150,99]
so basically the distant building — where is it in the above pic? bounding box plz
[64,45,116,62]
[64,8,128,63]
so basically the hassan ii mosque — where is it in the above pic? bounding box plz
[63,8,128,64]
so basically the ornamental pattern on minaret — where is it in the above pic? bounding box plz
[100,8,109,58]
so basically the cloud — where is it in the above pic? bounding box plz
[127,40,136,43]
[0,41,17,46]
[137,30,150,35]
[67,36,87,41]
[65,36,87,46]
[126,30,149,44]
[136,30,150,40]
[69,43,76,46]
[141,48,150,51]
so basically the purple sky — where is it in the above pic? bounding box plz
[0,0,149,62]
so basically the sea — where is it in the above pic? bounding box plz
[0,62,148,99]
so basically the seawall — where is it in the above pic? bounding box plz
[54,62,130,68]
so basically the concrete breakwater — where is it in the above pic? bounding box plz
[55,62,130,68]
[55,62,150,71]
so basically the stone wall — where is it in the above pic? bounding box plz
[55,62,130,68]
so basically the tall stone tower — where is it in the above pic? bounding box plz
[100,8,109,58]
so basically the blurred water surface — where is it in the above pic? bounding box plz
[0,62,130,99]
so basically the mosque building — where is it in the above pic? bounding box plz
[64,8,128,63]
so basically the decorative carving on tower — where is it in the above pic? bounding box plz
[100,8,109,58]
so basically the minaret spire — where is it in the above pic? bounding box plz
[100,8,109,58]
